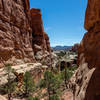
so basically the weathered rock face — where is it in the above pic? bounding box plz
[72,43,79,52]
[44,32,51,52]
[0,0,34,66]
[84,0,100,31]
[0,0,51,67]
[30,8,51,53]
[73,0,100,100]
[30,8,44,49]
[30,8,51,66]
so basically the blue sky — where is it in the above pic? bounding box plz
[30,0,88,46]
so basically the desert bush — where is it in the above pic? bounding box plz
[28,96,39,100]
[38,79,46,89]
[23,71,35,96]
[4,64,17,100]
[39,70,61,100]
[71,65,78,71]
[49,94,60,100]
[61,67,73,80]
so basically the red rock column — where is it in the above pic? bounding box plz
[77,0,100,100]
[30,8,51,53]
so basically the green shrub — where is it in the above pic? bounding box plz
[49,95,60,100]
[61,68,73,81]
[38,79,46,89]
[40,70,61,99]
[28,96,39,100]
[4,64,17,100]
[71,65,78,71]
[23,71,35,96]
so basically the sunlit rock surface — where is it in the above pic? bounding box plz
[0,0,51,67]
[72,0,100,100]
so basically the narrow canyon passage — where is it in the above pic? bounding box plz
[0,0,100,100]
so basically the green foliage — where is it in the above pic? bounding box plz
[23,71,35,95]
[44,71,54,86]
[38,68,75,99]
[5,82,17,93]
[49,95,60,100]
[50,74,61,94]
[70,65,78,71]
[44,71,61,92]
[38,79,46,89]
[60,67,73,81]
[52,67,59,74]
[28,96,39,100]
[4,64,17,100]
[2,61,77,100]
[39,70,61,89]
[5,64,14,74]
[39,70,61,99]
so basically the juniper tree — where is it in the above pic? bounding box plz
[64,66,68,88]
[61,66,73,88]
[28,96,39,100]
[23,71,35,96]
[49,94,60,100]
[5,64,17,100]
[43,71,61,100]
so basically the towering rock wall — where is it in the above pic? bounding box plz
[30,8,50,53]
[0,0,51,67]
[72,0,100,100]
[0,0,34,66]
[30,8,51,66]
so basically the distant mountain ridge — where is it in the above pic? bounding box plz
[52,45,72,50]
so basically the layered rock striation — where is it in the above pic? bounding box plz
[72,0,100,100]
[0,0,51,67]
[30,8,51,66]
[30,8,50,54]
